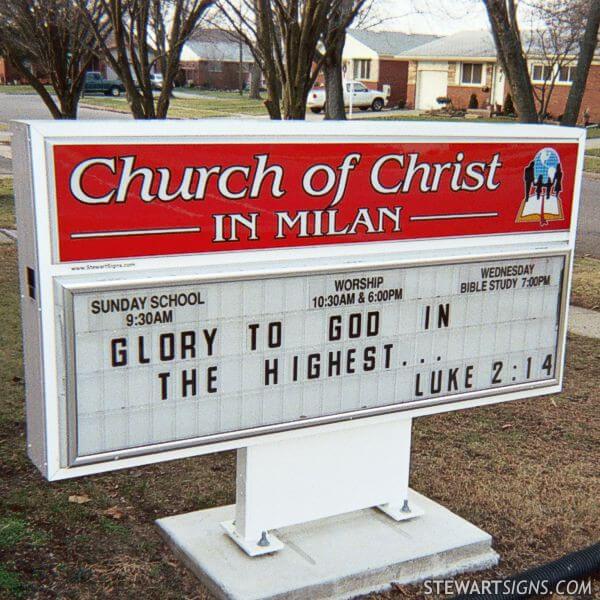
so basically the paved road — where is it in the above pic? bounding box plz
[0,92,129,175]
[577,176,600,257]
[0,92,131,123]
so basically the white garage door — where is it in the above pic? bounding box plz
[416,69,448,110]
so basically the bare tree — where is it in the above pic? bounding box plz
[324,0,403,120]
[0,0,107,119]
[77,0,214,119]
[322,0,414,119]
[483,0,599,124]
[253,0,281,118]
[483,0,538,122]
[525,0,583,120]
[322,0,365,120]
[249,61,262,99]
[562,0,600,126]
[219,0,364,119]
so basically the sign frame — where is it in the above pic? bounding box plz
[58,249,570,468]
[12,119,586,480]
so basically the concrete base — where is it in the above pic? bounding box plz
[156,489,499,600]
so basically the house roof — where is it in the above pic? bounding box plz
[184,29,253,63]
[396,28,600,60]
[347,29,439,56]
[397,30,497,59]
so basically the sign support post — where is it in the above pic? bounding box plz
[221,416,423,556]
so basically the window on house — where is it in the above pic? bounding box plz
[531,64,552,83]
[207,61,223,73]
[558,66,575,83]
[461,63,483,85]
[353,59,371,80]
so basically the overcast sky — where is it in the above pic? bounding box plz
[373,0,492,35]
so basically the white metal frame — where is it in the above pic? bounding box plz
[57,249,569,468]
[12,119,586,487]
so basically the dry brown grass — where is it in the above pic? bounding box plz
[395,334,600,598]
[571,257,600,311]
[0,178,14,229]
[0,244,598,599]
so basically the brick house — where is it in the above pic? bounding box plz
[397,30,600,123]
[180,30,253,90]
[339,30,438,107]
[0,55,100,86]
[0,57,24,84]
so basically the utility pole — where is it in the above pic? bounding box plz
[238,0,244,95]
[239,35,244,95]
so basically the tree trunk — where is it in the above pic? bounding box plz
[156,54,179,118]
[263,73,282,119]
[283,97,307,119]
[126,93,151,119]
[323,0,352,120]
[562,0,600,126]
[57,92,79,119]
[255,0,281,119]
[249,62,261,99]
[324,45,345,120]
[282,79,309,119]
[155,86,172,118]
[484,0,538,123]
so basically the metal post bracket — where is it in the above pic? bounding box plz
[221,520,284,557]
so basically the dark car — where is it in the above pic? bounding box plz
[83,71,126,97]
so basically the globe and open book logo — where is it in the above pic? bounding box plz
[517,148,564,226]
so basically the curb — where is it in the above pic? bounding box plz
[568,305,600,339]
[0,228,16,241]
[583,170,600,180]
[79,102,130,116]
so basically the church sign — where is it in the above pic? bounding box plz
[12,120,584,479]
[54,141,574,261]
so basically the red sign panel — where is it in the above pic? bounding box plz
[52,142,578,262]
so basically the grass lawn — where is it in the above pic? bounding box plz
[583,149,600,174]
[571,258,599,311]
[572,257,600,310]
[0,85,49,95]
[584,157,600,174]
[0,242,598,598]
[0,179,14,229]
[584,154,600,174]
[585,126,600,138]
[356,113,517,123]
[81,91,267,118]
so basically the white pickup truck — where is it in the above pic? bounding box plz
[307,80,389,113]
